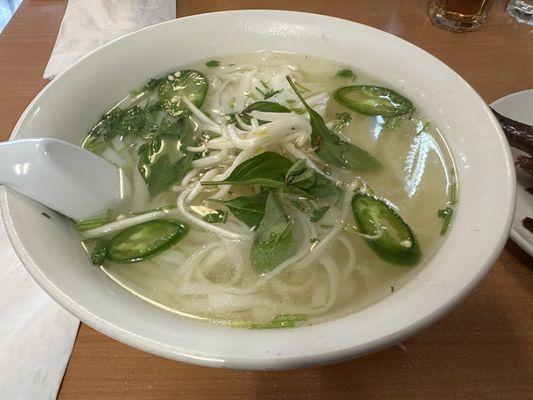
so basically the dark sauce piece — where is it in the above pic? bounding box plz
[491,108,533,156]
[516,156,533,177]
[491,108,533,177]
[491,109,533,229]
[523,217,533,234]
[41,212,51,219]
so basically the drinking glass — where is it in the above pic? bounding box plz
[507,0,533,24]
[428,0,495,32]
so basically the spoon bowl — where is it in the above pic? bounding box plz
[0,138,129,220]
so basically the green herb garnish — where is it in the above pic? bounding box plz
[232,314,307,329]
[310,206,330,222]
[437,207,453,235]
[256,80,283,100]
[335,69,356,79]
[450,182,458,205]
[205,60,220,68]
[90,238,109,265]
[130,77,165,97]
[331,112,352,134]
[74,209,112,231]
[83,105,158,149]
[203,209,228,224]
[438,182,458,235]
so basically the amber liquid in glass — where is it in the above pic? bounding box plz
[429,0,494,31]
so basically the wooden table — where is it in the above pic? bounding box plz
[1,0,532,398]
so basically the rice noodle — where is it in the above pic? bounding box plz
[191,149,229,169]
[186,168,219,202]
[337,234,357,280]
[82,208,176,239]
[181,96,221,133]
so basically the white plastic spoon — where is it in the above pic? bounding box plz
[0,138,130,220]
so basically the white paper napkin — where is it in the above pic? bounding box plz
[44,0,176,79]
[1,2,176,399]
[0,217,79,400]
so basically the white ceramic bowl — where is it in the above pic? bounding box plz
[1,11,515,370]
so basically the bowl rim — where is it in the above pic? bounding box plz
[1,9,516,370]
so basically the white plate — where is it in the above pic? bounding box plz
[491,90,533,257]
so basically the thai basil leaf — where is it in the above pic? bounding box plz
[255,192,289,241]
[288,168,317,190]
[307,174,342,198]
[233,101,291,125]
[285,158,307,177]
[290,199,309,213]
[138,118,195,196]
[315,139,382,173]
[250,192,296,273]
[250,218,295,274]
[285,159,341,199]
[202,151,293,190]
[286,76,381,173]
[285,158,317,190]
[242,101,290,114]
[215,191,268,229]
[142,154,193,197]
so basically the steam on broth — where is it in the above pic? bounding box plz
[77,52,456,328]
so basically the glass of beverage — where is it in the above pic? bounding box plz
[428,0,495,32]
[507,0,533,24]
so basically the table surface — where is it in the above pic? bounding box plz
[1,0,532,398]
